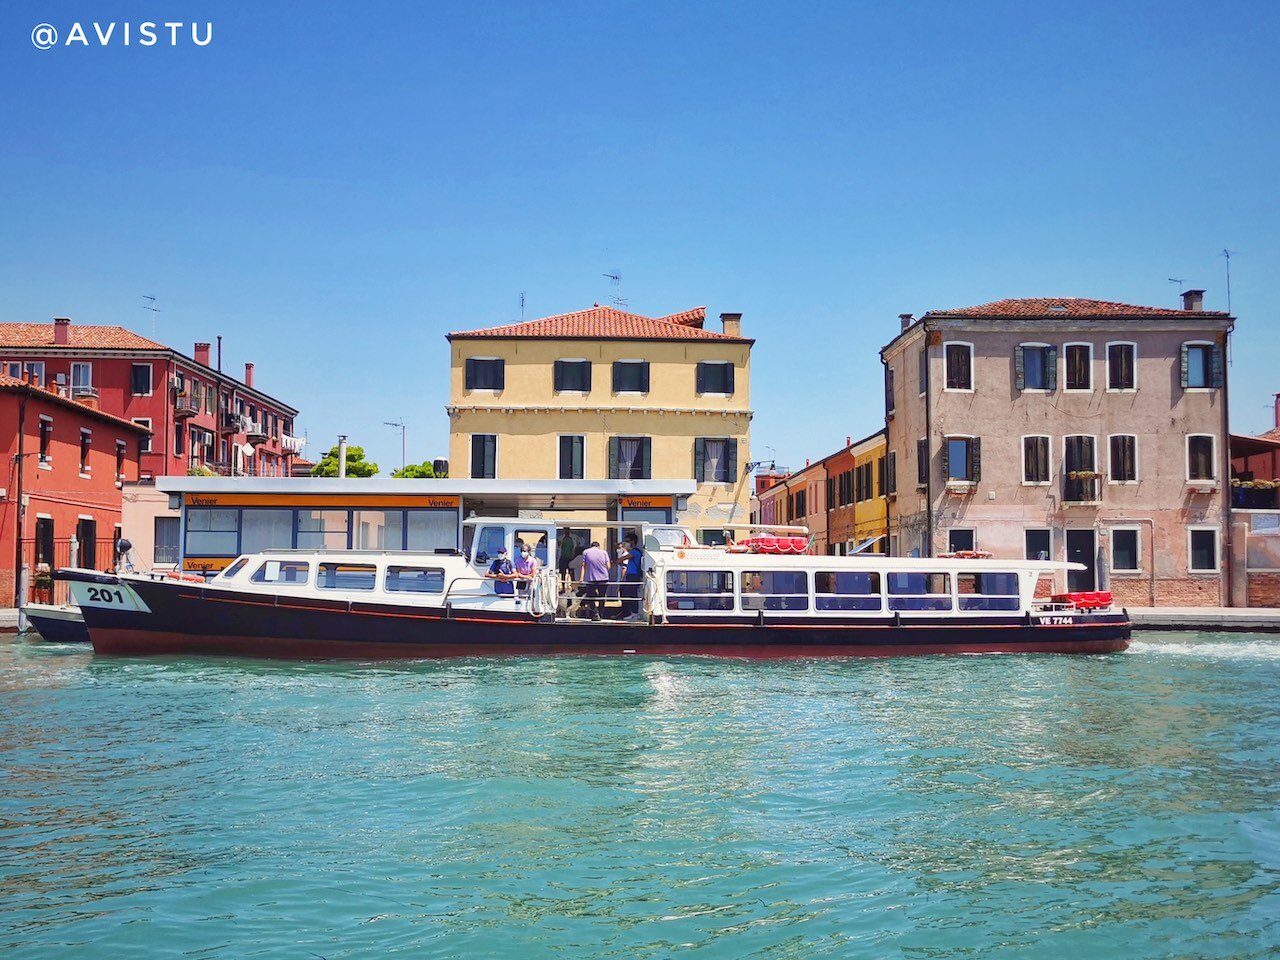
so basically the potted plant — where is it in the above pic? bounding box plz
[1067,470,1101,480]
[33,563,52,604]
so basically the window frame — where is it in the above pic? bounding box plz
[612,359,650,395]
[943,434,979,483]
[132,418,152,454]
[1105,341,1138,392]
[695,360,734,397]
[948,528,977,553]
[71,361,93,392]
[79,427,92,476]
[694,436,736,484]
[470,433,498,479]
[1017,342,1054,392]
[1021,434,1052,485]
[1107,434,1139,485]
[1187,526,1220,574]
[130,363,153,397]
[1025,527,1053,561]
[1062,341,1094,393]
[38,415,53,468]
[918,347,928,396]
[942,341,974,393]
[553,358,592,394]
[1186,434,1217,483]
[464,356,505,392]
[1182,340,1217,392]
[558,434,586,481]
[1110,525,1142,573]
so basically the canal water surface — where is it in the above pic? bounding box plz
[1,634,1278,959]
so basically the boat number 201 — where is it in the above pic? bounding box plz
[86,587,126,604]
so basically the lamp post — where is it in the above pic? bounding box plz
[385,419,406,474]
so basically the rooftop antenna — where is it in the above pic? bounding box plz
[603,271,627,309]
[384,418,406,474]
[1167,277,1185,298]
[142,295,160,337]
[519,291,526,322]
[1221,249,1236,314]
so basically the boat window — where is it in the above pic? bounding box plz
[957,572,1021,611]
[514,530,550,567]
[665,570,734,611]
[250,560,310,585]
[740,570,809,611]
[815,571,882,611]
[887,572,952,611]
[472,526,505,563]
[220,557,251,579]
[385,566,446,594]
[318,562,377,591]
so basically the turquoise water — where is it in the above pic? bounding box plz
[1,635,1278,959]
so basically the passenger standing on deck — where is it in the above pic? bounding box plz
[485,547,516,596]
[622,535,645,620]
[557,534,577,587]
[514,544,539,594]
[579,540,611,620]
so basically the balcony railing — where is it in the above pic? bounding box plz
[1063,474,1101,504]
[174,394,200,418]
[220,412,251,434]
[246,421,269,442]
[1232,486,1280,510]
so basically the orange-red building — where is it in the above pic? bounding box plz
[2,373,149,605]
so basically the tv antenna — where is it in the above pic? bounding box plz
[142,295,160,337]
[603,271,628,309]
[1167,277,1185,296]
[1221,249,1237,314]
[519,291,526,322]
[384,418,407,474]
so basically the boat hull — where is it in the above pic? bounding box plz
[63,570,1131,659]
[23,604,90,643]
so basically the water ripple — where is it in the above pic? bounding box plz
[0,635,1278,958]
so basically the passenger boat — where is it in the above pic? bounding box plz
[57,518,1130,659]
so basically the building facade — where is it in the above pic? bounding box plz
[754,458,828,553]
[825,430,890,555]
[880,292,1234,606]
[1,373,148,605]
[0,318,303,480]
[446,306,753,530]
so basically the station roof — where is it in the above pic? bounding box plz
[155,477,698,511]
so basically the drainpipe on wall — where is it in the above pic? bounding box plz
[1221,324,1236,607]
[12,392,28,610]
[922,324,934,558]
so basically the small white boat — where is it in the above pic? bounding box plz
[22,603,89,643]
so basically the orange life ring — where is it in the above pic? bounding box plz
[166,571,203,583]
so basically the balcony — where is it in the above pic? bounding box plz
[220,412,249,434]
[245,421,269,442]
[174,394,200,419]
[1063,473,1101,505]
[1232,485,1280,510]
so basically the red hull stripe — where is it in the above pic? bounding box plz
[90,628,1129,660]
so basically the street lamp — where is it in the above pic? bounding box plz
[385,419,406,474]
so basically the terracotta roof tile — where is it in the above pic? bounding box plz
[924,298,1231,320]
[0,322,167,350]
[0,373,152,432]
[449,305,748,341]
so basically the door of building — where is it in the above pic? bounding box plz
[1065,529,1097,592]
[76,518,97,569]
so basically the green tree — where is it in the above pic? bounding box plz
[391,461,437,479]
[310,444,379,478]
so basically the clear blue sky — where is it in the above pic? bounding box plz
[2,1,1277,474]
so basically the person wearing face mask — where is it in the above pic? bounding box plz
[514,542,540,594]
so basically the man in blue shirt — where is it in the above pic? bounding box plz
[622,535,645,620]
[486,547,516,596]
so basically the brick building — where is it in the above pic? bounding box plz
[0,318,303,480]
[1,373,148,605]
[880,292,1234,606]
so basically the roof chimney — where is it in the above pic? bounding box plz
[719,312,742,337]
[194,342,211,367]
[899,313,914,332]
[244,362,255,389]
[1182,289,1205,312]
[53,317,71,345]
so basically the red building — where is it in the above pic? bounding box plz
[0,318,303,480]
[1,373,150,605]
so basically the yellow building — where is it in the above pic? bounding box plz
[447,305,753,530]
